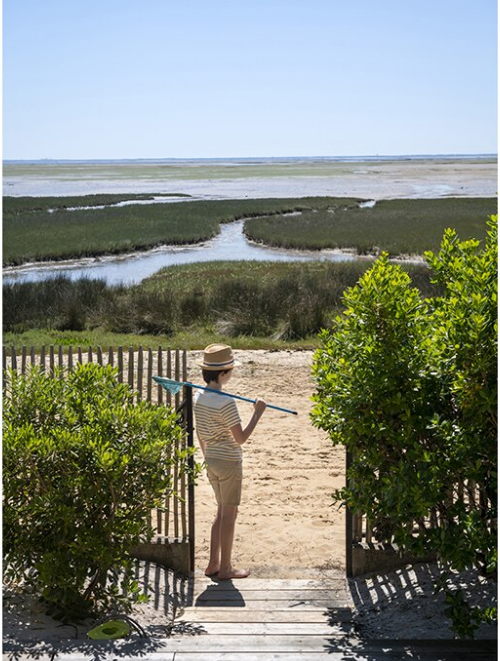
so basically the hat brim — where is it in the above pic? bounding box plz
[197,359,241,370]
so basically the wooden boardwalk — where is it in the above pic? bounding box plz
[3,574,496,660]
[163,575,495,660]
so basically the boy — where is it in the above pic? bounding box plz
[193,344,267,579]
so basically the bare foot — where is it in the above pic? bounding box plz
[218,568,251,580]
[204,565,220,577]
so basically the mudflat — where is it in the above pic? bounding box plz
[4,157,497,198]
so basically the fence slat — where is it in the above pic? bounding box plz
[21,346,27,374]
[11,346,17,372]
[127,347,134,393]
[49,345,55,376]
[118,346,123,382]
[147,348,153,403]
[137,347,144,402]
[157,346,163,404]
[58,346,64,378]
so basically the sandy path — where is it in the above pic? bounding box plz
[186,350,345,577]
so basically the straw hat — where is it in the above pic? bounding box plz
[198,344,241,370]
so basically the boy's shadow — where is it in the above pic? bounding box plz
[195,577,246,608]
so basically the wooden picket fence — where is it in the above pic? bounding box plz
[3,345,195,566]
[345,450,492,576]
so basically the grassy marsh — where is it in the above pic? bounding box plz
[244,198,497,256]
[3,260,441,349]
[4,196,356,266]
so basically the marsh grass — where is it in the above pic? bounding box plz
[3,196,361,265]
[244,198,496,255]
[2,193,191,215]
[4,260,441,345]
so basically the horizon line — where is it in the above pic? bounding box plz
[3,152,498,164]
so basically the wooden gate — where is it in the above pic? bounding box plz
[3,344,196,573]
[344,449,490,577]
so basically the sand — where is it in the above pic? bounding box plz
[186,349,345,577]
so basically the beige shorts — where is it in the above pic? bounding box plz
[205,457,243,507]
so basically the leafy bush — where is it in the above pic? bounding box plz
[312,217,497,637]
[3,363,199,621]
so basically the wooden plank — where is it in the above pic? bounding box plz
[171,622,348,636]
[10,346,17,372]
[174,653,497,661]
[157,345,164,404]
[49,345,55,375]
[191,578,347,591]
[128,346,134,391]
[132,634,358,652]
[191,599,348,611]
[194,589,349,602]
[147,347,153,402]
[179,608,352,623]
[160,635,498,655]
[118,346,124,382]
[173,655,362,661]
[137,346,144,401]
[58,345,64,378]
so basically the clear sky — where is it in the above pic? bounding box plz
[2,0,498,160]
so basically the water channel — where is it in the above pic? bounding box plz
[3,219,359,287]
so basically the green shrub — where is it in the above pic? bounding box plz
[312,217,497,637]
[3,363,200,621]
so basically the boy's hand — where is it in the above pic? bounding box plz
[253,397,267,417]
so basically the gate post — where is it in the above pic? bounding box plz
[185,385,196,573]
[345,448,354,577]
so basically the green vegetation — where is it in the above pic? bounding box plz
[3,196,357,266]
[2,260,442,349]
[312,217,497,637]
[244,197,496,255]
[2,193,191,215]
[3,362,201,620]
[4,195,495,266]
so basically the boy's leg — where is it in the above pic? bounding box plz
[205,504,222,576]
[219,505,250,579]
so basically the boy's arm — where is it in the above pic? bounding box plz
[230,398,267,445]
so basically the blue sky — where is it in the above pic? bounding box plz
[3,0,498,159]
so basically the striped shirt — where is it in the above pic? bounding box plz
[193,390,242,461]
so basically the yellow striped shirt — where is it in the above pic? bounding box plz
[193,390,242,461]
